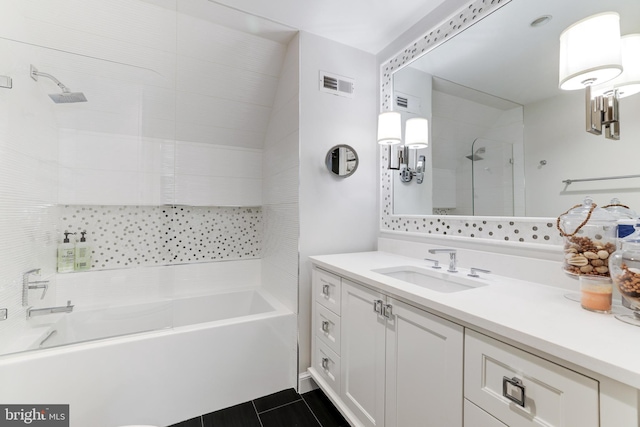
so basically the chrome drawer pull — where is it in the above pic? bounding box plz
[321,357,329,370]
[321,320,330,332]
[503,376,526,407]
[373,299,383,314]
[322,284,330,296]
[383,303,393,319]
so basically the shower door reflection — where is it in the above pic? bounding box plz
[469,138,515,216]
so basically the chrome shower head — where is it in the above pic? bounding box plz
[48,91,88,103]
[466,146,486,161]
[30,65,87,104]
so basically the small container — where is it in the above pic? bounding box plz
[557,197,617,277]
[579,275,613,313]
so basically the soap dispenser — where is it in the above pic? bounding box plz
[74,231,91,271]
[57,231,75,273]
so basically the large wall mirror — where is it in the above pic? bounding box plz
[389,0,640,219]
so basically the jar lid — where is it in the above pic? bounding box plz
[557,197,616,237]
[603,198,638,220]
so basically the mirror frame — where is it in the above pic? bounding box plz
[326,144,359,178]
[380,0,561,246]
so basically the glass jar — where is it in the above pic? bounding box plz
[603,198,638,240]
[610,239,640,310]
[557,197,617,277]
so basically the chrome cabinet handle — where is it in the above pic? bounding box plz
[373,299,383,314]
[322,284,330,296]
[321,320,330,332]
[383,303,393,319]
[321,357,329,370]
[503,376,526,407]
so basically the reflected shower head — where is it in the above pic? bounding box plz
[466,146,485,161]
[30,65,87,104]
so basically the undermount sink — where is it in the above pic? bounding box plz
[371,266,487,293]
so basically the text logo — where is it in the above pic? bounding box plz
[0,405,69,426]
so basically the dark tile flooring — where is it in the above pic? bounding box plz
[169,388,349,427]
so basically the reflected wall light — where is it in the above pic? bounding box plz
[559,12,623,140]
[594,34,640,99]
[377,113,428,184]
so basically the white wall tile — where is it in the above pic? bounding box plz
[174,141,262,179]
[174,175,261,206]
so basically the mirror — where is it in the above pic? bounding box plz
[326,144,359,177]
[391,0,640,218]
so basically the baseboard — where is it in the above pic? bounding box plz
[298,371,318,394]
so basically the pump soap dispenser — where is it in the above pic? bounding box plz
[75,231,91,271]
[57,231,75,273]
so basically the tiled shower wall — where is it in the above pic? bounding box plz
[58,205,262,271]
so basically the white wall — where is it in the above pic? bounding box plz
[525,91,640,216]
[298,31,378,374]
[262,34,300,313]
[0,37,59,351]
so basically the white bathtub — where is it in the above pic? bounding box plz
[0,288,297,427]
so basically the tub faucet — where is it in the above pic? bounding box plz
[27,301,74,319]
[428,249,458,273]
[22,268,49,306]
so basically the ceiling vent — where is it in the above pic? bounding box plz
[394,91,421,114]
[319,71,354,98]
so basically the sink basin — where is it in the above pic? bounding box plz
[371,266,487,293]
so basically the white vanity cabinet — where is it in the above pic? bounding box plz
[310,266,464,427]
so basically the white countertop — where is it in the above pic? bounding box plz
[310,251,640,390]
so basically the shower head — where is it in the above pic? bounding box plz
[30,65,87,103]
[48,91,88,104]
[466,146,486,161]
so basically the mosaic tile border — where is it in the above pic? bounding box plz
[379,0,564,246]
[58,205,262,271]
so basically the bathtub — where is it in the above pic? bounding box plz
[0,288,297,427]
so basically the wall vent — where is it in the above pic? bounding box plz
[319,71,354,98]
[394,91,421,114]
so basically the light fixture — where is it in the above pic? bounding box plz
[594,34,640,99]
[559,12,623,140]
[377,111,402,145]
[377,113,428,184]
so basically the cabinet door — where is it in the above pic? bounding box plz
[385,298,464,427]
[341,280,386,427]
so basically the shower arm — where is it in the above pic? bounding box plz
[30,65,71,93]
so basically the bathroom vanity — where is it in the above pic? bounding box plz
[308,251,640,427]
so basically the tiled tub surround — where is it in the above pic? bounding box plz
[58,205,262,270]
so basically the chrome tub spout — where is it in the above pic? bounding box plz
[27,301,74,319]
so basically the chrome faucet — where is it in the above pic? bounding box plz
[428,249,458,273]
[27,301,74,319]
[23,269,49,306]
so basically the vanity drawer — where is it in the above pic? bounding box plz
[464,399,507,427]
[464,329,598,427]
[315,303,341,355]
[313,267,341,315]
[314,337,341,394]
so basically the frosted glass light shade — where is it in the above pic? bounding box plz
[377,112,402,145]
[559,12,622,90]
[405,117,429,149]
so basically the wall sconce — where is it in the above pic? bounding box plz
[377,112,428,184]
[559,12,623,140]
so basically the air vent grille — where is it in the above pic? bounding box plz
[396,96,408,109]
[319,71,355,98]
[394,91,421,114]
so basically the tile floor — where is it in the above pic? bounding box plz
[169,388,349,427]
